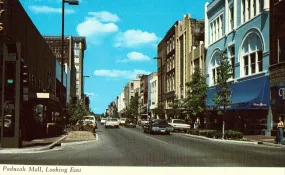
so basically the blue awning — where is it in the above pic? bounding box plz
[206,75,270,110]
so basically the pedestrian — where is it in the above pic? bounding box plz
[277,116,284,145]
[194,117,200,129]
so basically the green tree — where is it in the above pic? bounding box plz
[128,96,139,119]
[112,104,119,118]
[67,99,90,125]
[153,103,165,119]
[213,51,232,139]
[168,98,183,119]
[184,67,209,122]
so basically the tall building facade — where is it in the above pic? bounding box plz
[73,37,87,100]
[0,0,62,147]
[205,0,270,133]
[175,14,205,101]
[269,0,285,135]
[148,73,158,119]
[44,36,86,102]
[139,75,149,116]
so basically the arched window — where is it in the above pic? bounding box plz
[209,51,222,86]
[240,33,263,77]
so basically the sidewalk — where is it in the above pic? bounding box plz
[243,135,285,145]
[0,131,97,154]
[184,134,285,147]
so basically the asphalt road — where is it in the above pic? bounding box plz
[0,124,284,166]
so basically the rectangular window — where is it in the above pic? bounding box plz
[74,50,79,56]
[210,24,213,44]
[244,56,249,75]
[250,53,256,74]
[253,0,256,16]
[194,58,199,70]
[247,0,251,20]
[257,50,263,72]
[242,0,246,23]
[217,19,220,39]
[229,46,235,78]
[229,6,234,31]
[212,69,216,85]
[220,15,223,37]
[258,0,262,14]
[75,57,79,63]
[278,36,285,63]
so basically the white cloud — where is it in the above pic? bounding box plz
[76,11,119,37]
[117,52,150,62]
[94,69,151,79]
[115,30,159,48]
[85,92,96,97]
[127,52,150,61]
[88,11,120,22]
[28,5,75,14]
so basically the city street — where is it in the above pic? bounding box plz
[0,124,284,167]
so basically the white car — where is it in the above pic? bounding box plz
[84,115,97,128]
[120,118,127,125]
[105,118,120,128]
[101,118,107,125]
[168,119,191,133]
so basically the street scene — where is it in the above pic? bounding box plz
[0,0,285,169]
[0,124,285,166]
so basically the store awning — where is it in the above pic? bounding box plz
[206,75,270,110]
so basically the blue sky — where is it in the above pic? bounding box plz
[19,0,209,114]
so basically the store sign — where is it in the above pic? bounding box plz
[0,0,5,33]
[279,87,285,100]
[252,103,267,107]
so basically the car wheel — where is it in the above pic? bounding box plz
[143,129,146,133]
[166,131,170,135]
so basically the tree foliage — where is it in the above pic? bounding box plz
[128,96,139,119]
[213,51,232,115]
[67,99,90,124]
[112,104,119,118]
[184,67,209,118]
[153,103,165,119]
[168,98,183,119]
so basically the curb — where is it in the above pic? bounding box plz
[183,134,259,145]
[61,133,98,147]
[0,135,68,154]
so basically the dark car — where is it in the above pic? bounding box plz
[143,119,173,135]
[125,119,137,128]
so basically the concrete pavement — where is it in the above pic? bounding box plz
[0,131,97,154]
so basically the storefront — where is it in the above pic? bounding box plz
[206,75,270,134]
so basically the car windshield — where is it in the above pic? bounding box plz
[153,120,168,125]
[109,119,118,121]
[121,118,126,121]
[173,120,186,124]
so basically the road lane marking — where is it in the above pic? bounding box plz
[120,126,169,145]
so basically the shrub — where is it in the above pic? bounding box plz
[224,130,243,139]
[188,129,242,140]
[189,129,199,135]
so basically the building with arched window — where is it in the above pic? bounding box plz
[204,0,270,134]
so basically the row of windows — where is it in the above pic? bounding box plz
[167,74,175,92]
[210,33,264,86]
[167,56,175,72]
[241,0,262,24]
[167,35,175,54]
[210,14,223,45]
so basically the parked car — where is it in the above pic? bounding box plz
[105,118,120,128]
[125,119,136,128]
[138,118,149,126]
[84,115,97,129]
[120,118,127,125]
[101,118,107,125]
[143,119,173,135]
[168,119,191,133]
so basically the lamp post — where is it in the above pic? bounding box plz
[61,0,79,108]
[154,57,162,118]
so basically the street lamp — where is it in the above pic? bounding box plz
[61,0,79,107]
